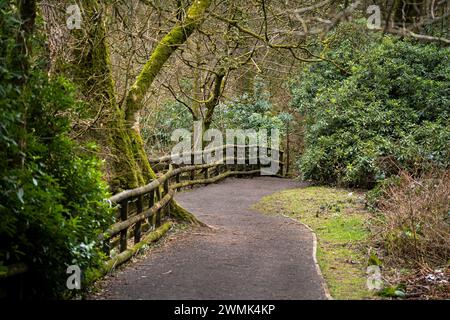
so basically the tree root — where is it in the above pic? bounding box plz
[169,200,207,227]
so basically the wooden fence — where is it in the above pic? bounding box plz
[1,144,284,296]
[101,144,284,270]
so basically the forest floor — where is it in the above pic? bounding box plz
[90,177,328,299]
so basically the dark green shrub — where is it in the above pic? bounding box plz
[291,24,450,187]
[141,100,194,153]
[0,3,113,298]
[0,70,113,299]
[214,77,284,132]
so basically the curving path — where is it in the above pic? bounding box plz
[94,177,328,300]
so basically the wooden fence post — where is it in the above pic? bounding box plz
[245,145,249,172]
[155,187,162,227]
[234,145,238,172]
[279,150,284,176]
[164,178,169,194]
[134,195,143,244]
[148,189,155,226]
[102,238,110,257]
[175,170,181,191]
[119,200,128,252]
[190,153,195,187]
[214,165,219,177]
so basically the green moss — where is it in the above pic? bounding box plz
[86,222,173,285]
[111,0,212,191]
[186,0,212,18]
[61,0,211,194]
[254,186,374,300]
[128,128,157,180]
[170,201,205,225]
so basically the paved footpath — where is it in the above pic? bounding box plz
[93,177,328,300]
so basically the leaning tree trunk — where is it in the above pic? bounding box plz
[120,0,212,190]
[41,0,211,224]
[42,0,212,192]
[41,0,150,191]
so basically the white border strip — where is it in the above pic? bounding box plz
[282,214,333,300]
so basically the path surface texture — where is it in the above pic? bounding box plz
[95,177,328,299]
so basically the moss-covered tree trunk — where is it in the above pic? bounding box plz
[45,0,212,192]
[42,0,210,224]
[58,0,150,192]
[120,0,212,190]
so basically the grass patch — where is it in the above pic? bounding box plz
[253,186,374,300]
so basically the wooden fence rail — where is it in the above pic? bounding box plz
[1,145,284,289]
[149,144,284,173]
[102,146,284,270]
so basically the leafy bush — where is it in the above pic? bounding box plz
[0,4,112,298]
[141,100,193,153]
[291,24,450,187]
[214,77,285,132]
